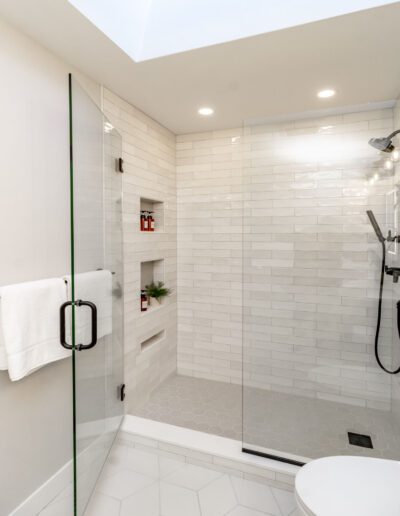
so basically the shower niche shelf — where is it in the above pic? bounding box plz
[140,303,162,317]
[140,259,165,314]
[140,330,166,352]
[140,197,164,232]
[140,259,164,288]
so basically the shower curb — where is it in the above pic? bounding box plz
[121,415,300,491]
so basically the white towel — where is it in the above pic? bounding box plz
[0,297,8,370]
[0,278,70,381]
[64,270,112,347]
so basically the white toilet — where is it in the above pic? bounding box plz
[295,456,400,516]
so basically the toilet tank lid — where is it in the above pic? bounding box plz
[295,456,400,516]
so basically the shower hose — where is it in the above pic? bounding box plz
[375,240,400,374]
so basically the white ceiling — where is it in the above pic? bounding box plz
[0,0,400,134]
[67,0,398,62]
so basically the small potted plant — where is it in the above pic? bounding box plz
[145,281,171,307]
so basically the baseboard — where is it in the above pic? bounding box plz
[9,416,122,516]
[9,459,72,516]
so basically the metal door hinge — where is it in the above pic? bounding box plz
[116,157,124,173]
[119,383,126,402]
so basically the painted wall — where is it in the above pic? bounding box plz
[0,16,178,512]
[0,18,100,514]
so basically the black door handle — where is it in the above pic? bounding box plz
[60,300,98,351]
[75,300,97,351]
[60,301,73,349]
[397,301,400,340]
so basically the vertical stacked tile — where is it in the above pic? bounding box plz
[103,88,177,409]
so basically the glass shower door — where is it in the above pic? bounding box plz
[242,111,398,465]
[68,74,124,515]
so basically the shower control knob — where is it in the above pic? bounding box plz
[385,266,400,283]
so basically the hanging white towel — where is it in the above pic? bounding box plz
[0,296,8,370]
[64,270,112,347]
[0,278,70,381]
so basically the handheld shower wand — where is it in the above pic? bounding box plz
[366,210,400,374]
[366,210,385,243]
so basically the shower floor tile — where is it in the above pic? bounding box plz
[84,441,297,516]
[132,374,400,461]
[132,375,243,441]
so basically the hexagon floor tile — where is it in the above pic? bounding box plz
[79,440,296,516]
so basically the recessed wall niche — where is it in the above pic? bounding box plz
[140,330,166,352]
[140,197,164,232]
[140,259,164,290]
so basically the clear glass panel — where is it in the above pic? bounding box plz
[242,110,399,463]
[69,74,124,515]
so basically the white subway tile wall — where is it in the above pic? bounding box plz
[103,88,177,409]
[391,99,400,423]
[177,129,244,384]
[177,108,396,410]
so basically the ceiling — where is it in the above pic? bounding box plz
[0,0,400,134]
[67,0,398,62]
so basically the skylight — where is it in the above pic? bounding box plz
[68,0,398,62]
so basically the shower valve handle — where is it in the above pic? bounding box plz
[385,266,400,283]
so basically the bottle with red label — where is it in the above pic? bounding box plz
[148,211,155,232]
[141,290,148,311]
[140,211,145,231]
[143,211,149,231]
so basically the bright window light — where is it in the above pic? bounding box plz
[68,0,398,62]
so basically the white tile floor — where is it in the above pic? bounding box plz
[84,441,298,516]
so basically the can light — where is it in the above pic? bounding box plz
[317,89,336,99]
[198,107,214,116]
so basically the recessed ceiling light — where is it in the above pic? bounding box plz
[317,89,336,99]
[198,107,214,116]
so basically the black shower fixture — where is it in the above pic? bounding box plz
[366,210,400,374]
[368,129,400,153]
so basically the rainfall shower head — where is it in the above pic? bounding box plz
[366,210,385,243]
[369,129,400,153]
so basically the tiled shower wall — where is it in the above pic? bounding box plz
[176,129,243,383]
[391,99,400,421]
[177,107,396,409]
[103,89,177,409]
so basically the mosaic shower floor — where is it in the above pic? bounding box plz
[132,375,400,461]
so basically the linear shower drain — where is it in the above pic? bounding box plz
[348,432,373,449]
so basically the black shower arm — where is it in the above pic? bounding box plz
[387,129,400,140]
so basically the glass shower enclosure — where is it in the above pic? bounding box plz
[68,74,124,515]
[242,107,400,465]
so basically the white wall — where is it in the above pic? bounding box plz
[0,18,100,514]
[0,16,178,512]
